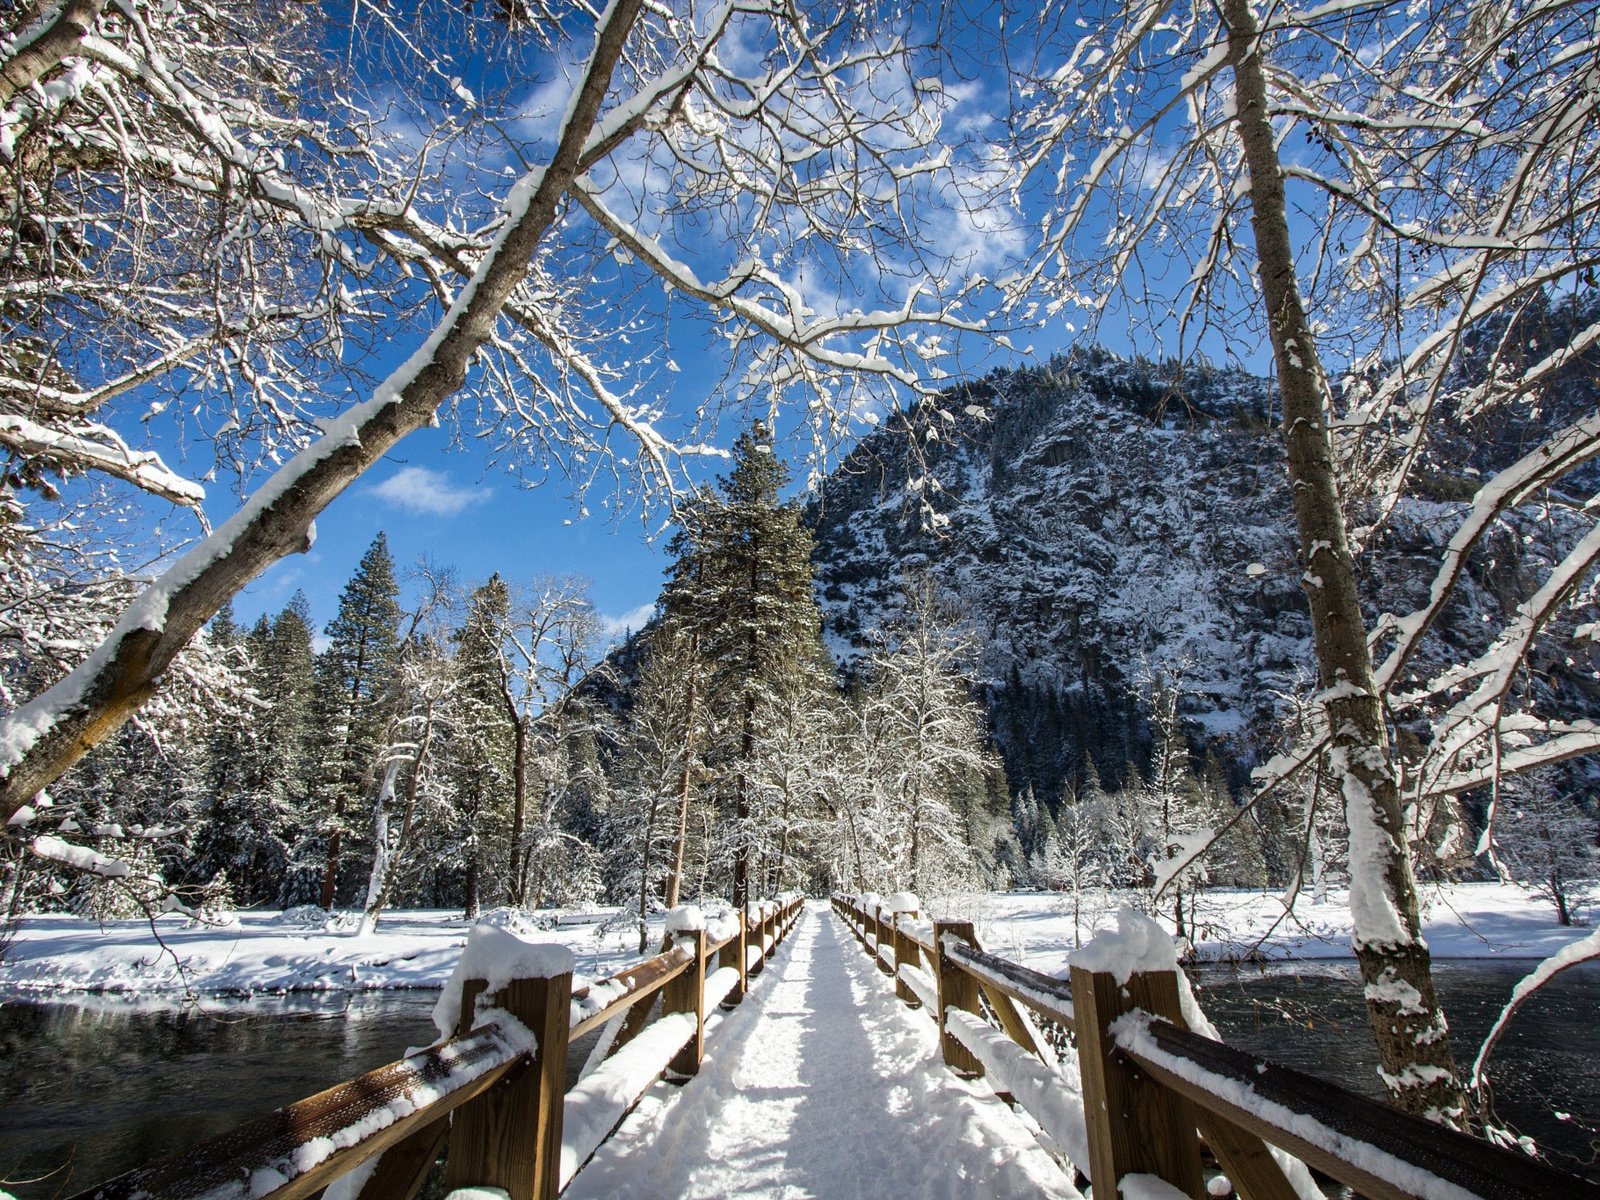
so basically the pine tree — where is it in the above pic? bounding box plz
[658,422,826,906]
[448,576,514,918]
[311,534,402,909]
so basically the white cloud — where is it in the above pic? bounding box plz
[598,601,657,640]
[371,466,489,517]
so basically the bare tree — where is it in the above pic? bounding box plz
[1,0,1010,822]
[1004,0,1600,1118]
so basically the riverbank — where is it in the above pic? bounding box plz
[0,905,653,999]
[0,882,1588,1000]
[968,880,1593,975]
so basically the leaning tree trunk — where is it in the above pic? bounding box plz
[0,0,648,823]
[1221,0,1464,1121]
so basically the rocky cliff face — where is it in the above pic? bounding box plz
[807,346,1600,804]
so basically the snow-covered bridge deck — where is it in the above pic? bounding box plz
[564,903,1077,1199]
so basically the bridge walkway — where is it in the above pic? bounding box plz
[563,902,1077,1199]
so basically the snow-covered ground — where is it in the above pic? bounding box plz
[0,883,1586,1001]
[0,906,659,999]
[962,882,1592,977]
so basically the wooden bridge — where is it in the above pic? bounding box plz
[67,896,1600,1200]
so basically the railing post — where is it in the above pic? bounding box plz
[892,905,920,1005]
[763,902,777,959]
[875,903,894,975]
[443,947,573,1200]
[931,919,983,1078]
[663,925,709,1076]
[720,908,748,1006]
[1070,965,1203,1200]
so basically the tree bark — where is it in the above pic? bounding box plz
[0,0,106,106]
[663,631,699,910]
[1220,0,1464,1121]
[0,0,647,823]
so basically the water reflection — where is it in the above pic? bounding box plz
[0,992,440,1198]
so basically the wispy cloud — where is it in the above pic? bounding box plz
[598,601,656,639]
[371,466,489,517]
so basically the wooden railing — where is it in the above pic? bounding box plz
[831,891,1599,1200]
[71,895,805,1200]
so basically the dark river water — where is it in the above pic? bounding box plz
[0,990,441,1198]
[1,961,1596,1196]
[1190,959,1600,1183]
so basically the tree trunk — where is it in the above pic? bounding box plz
[506,702,530,906]
[1221,0,1464,1121]
[319,797,344,910]
[664,633,700,910]
[637,790,664,954]
[734,688,755,908]
[464,839,480,921]
[368,702,436,929]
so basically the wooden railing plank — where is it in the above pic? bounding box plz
[932,921,984,1078]
[569,943,694,1041]
[351,1113,449,1200]
[1122,1018,1600,1200]
[69,1029,521,1200]
[944,939,1073,1027]
[1193,1111,1300,1200]
[443,971,572,1200]
[663,927,708,1076]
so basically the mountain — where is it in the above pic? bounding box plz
[805,345,1600,806]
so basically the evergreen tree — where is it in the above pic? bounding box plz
[854,576,996,893]
[659,422,826,906]
[448,576,514,917]
[311,534,402,908]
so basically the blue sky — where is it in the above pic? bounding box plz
[140,2,1270,647]
[225,425,670,643]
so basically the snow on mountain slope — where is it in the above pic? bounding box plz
[807,349,1600,802]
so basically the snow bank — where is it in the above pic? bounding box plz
[1067,907,1178,984]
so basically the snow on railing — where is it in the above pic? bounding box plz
[830,892,1596,1200]
[70,895,807,1200]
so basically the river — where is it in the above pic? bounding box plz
[0,960,1595,1196]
